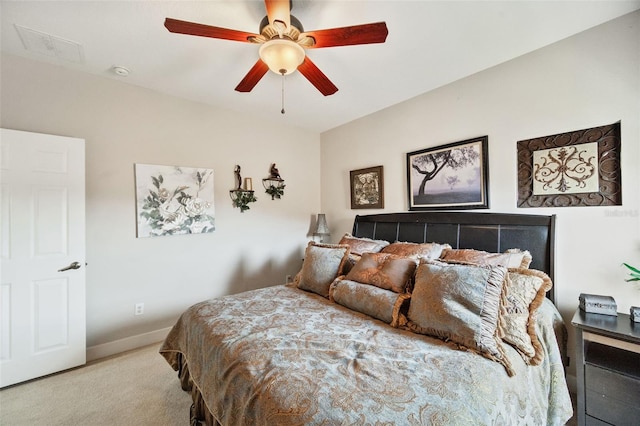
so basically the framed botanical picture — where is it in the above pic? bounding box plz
[350,166,384,209]
[135,163,215,237]
[517,122,621,208]
[407,136,489,210]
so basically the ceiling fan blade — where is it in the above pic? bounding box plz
[235,60,270,92]
[297,57,338,96]
[264,0,290,29]
[301,22,388,48]
[165,18,259,43]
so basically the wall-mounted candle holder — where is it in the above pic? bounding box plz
[229,165,257,212]
[262,163,285,200]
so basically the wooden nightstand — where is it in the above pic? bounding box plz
[571,309,640,426]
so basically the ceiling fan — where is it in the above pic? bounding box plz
[164,0,388,97]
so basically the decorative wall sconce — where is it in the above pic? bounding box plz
[229,165,257,212]
[262,163,286,200]
[313,213,330,243]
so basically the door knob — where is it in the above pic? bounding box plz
[58,261,81,272]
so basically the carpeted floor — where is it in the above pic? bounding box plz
[0,343,191,425]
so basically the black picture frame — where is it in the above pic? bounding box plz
[407,136,489,211]
[350,166,384,209]
[517,122,622,208]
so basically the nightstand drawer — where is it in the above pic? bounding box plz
[585,364,640,426]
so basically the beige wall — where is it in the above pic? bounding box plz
[320,11,640,375]
[1,55,321,349]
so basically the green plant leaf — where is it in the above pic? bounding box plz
[623,263,640,282]
[232,190,257,212]
[623,263,640,273]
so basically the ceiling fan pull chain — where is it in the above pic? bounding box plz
[281,71,286,114]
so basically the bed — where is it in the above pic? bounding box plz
[160,211,572,425]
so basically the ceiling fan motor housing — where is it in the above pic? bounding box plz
[259,15,304,37]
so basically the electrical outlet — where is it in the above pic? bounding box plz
[134,302,144,316]
[285,275,292,283]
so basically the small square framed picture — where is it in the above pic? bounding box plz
[350,166,384,209]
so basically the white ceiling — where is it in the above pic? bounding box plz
[2,1,639,133]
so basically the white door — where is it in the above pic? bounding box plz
[0,128,86,388]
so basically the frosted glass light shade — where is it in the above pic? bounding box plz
[314,214,330,235]
[259,39,305,75]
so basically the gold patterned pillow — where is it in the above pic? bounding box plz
[439,248,532,269]
[500,268,553,365]
[381,241,451,261]
[345,252,416,293]
[338,233,390,256]
[297,242,350,298]
[407,260,514,376]
[329,279,410,326]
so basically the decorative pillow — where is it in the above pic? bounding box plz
[341,253,362,275]
[500,268,553,365]
[329,279,409,326]
[439,248,532,269]
[381,241,451,261]
[296,242,350,298]
[345,252,417,293]
[338,233,390,256]
[406,260,514,376]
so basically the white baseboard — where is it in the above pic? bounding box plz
[86,327,172,362]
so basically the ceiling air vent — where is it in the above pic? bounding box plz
[14,24,84,63]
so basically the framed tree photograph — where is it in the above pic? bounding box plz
[350,166,384,209]
[407,136,489,210]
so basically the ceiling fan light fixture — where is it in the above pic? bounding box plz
[259,39,305,75]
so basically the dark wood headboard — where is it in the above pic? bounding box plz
[352,211,557,304]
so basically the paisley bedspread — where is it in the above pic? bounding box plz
[160,283,572,425]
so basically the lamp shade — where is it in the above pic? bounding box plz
[259,39,305,75]
[314,213,330,236]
